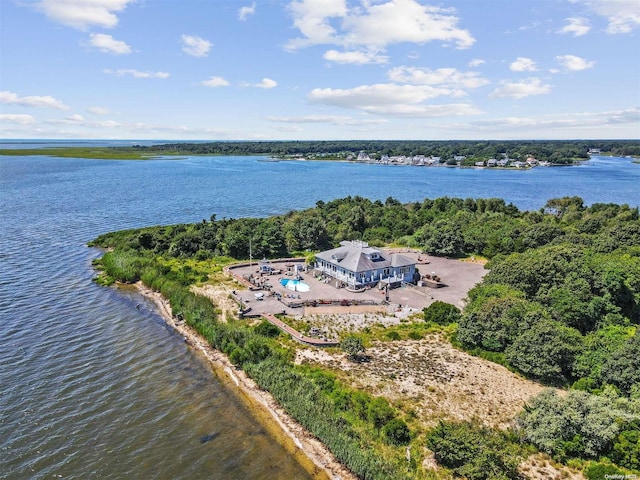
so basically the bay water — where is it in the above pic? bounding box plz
[1,146,638,479]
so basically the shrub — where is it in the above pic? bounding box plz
[423,301,461,325]
[367,397,395,430]
[254,320,281,338]
[584,461,626,480]
[341,335,365,361]
[382,418,411,446]
[426,421,522,480]
[385,330,401,341]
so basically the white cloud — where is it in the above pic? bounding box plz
[388,66,489,89]
[490,78,552,99]
[468,58,485,67]
[323,49,388,64]
[308,83,481,117]
[286,0,475,56]
[87,33,131,55]
[66,113,84,122]
[104,69,170,78]
[47,113,86,125]
[181,35,212,57]
[201,76,230,88]
[559,17,591,36]
[0,114,36,125]
[572,0,640,33]
[470,107,640,130]
[0,90,70,109]
[555,54,595,71]
[267,114,387,126]
[286,0,347,49]
[34,0,135,30]
[509,57,538,72]
[254,78,278,89]
[88,106,110,115]
[238,3,256,21]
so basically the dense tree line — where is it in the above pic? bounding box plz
[126,140,640,164]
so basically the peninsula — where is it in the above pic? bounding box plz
[90,195,640,479]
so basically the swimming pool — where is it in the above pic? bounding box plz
[280,278,311,292]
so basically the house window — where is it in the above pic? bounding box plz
[383,268,390,276]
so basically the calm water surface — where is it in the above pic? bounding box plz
[0,149,638,479]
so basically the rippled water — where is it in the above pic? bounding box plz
[0,149,638,479]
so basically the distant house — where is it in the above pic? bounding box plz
[357,151,371,162]
[487,158,498,167]
[315,241,416,288]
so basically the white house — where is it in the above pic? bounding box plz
[315,241,416,288]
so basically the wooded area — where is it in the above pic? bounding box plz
[132,139,640,164]
[91,195,640,478]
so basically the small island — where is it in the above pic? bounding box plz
[90,195,640,480]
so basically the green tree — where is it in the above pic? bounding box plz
[517,389,640,461]
[367,397,395,430]
[505,320,583,382]
[422,301,461,325]
[341,335,365,361]
[426,421,522,480]
[382,418,411,445]
[600,333,640,395]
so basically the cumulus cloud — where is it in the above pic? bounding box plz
[0,90,70,109]
[490,78,552,99]
[571,0,640,33]
[323,49,388,64]
[308,83,481,117]
[238,3,256,21]
[468,58,485,67]
[509,57,538,72]
[254,78,278,89]
[34,0,135,30]
[388,66,489,89]
[88,106,110,115]
[555,54,595,71]
[286,0,475,63]
[87,33,131,55]
[287,0,347,48]
[0,114,36,125]
[559,17,591,36]
[104,69,170,78]
[201,76,230,88]
[181,35,212,57]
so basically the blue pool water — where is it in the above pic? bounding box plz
[280,279,311,292]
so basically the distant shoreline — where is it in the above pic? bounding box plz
[2,139,638,164]
[0,146,617,168]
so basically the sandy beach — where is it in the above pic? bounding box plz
[134,282,356,480]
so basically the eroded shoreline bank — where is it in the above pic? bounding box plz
[133,282,355,480]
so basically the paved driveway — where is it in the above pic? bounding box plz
[229,252,487,316]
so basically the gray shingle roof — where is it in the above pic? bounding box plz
[316,242,414,274]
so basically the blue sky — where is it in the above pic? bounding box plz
[0,0,638,140]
